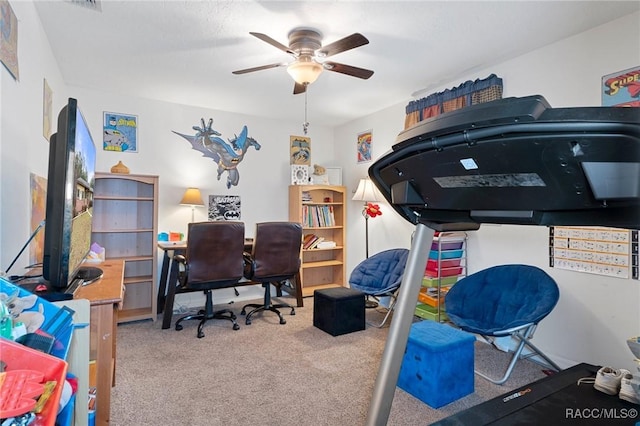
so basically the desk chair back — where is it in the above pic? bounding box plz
[242,222,303,325]
[185,221,245,288]
[174,221,246,337]
[251,222,303,281]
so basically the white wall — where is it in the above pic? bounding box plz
[0,1,69,273]
[2,3,639,372]
[335,12,640,372]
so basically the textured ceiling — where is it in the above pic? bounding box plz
[34,1,639,128]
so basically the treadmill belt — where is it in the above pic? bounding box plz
[432,363,638,425]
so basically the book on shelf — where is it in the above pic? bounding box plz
[308,236,325,249]
[315,240,337,249]
[301,205,336,227]
[303,233,318,249]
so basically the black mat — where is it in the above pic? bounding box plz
[432,363,639,426]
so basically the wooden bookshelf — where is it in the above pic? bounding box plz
[289,185,346,297]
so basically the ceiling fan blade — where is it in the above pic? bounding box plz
[232,63,287,75]
[249,32,294,55]
[323,62,374,79]
[293,82,307,95]
[318,33,369,58]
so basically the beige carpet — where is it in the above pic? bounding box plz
[110,297,547,425]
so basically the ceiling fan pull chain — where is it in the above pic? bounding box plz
[303,86,309,135]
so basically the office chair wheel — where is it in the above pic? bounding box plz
[279,317,286,325]
[233,323,240,330]
[290,308,296,316]
[175,324,183,331]
[245,318,252,325]
[197,330,205,338]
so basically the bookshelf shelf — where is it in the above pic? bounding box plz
[289,185,346,296]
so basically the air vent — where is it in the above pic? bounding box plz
[66,0,101,11]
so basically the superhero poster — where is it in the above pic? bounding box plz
[601,66,640,107]
[208,195,241,221]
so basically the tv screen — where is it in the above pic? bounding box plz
[43,98,100,290]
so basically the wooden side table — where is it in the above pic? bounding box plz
[74,260,124,426]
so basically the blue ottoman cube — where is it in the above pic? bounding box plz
[398,320,475,408]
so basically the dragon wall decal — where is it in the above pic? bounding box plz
[173,118,261,188]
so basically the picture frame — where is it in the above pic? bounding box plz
[326,167,342,185]
[103,111,138,153]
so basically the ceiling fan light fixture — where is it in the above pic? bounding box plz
[287,56,323,85]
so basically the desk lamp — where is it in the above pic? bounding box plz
[180,187,204,223]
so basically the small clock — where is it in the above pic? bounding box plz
[291,165,310,185]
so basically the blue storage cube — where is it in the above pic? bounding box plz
[398,320,475,408]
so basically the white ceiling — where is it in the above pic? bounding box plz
[34,1,639,128]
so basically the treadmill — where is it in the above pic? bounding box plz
[364,95,640,425]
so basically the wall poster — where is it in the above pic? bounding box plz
[290,135,311,165]
[549,226,631,279]
[42,79,53,141]
[103,112,138,152]
[208,195,241,221]
[601,66,640,107]
[357,130,372,163]
[0,0,19,80]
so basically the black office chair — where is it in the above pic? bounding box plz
[241,222,303,325]
[174,221,245,338]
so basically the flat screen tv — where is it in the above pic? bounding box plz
[42,98,102,291]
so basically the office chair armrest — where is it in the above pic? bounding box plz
[243,252,255,280]
[173,254,188,288]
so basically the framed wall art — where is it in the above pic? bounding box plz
[103,111,138,152]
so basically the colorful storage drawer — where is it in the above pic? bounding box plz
[422,276,458,288]
[430,240,464,251]
[417,287,450,307]
[426,258,462,271]
[424,267,463,278]
[428,249,463,260]
[415,303,448,321]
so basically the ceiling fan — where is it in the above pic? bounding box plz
[232,27,374,94]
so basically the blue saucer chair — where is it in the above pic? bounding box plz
[348,248,409,328]
[445,264,562,384]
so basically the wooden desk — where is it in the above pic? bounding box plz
[74,260,124,426]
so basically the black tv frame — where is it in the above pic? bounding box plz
[42,98,101,293]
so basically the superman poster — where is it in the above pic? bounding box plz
[602,66,640,107]
[209,195,241,221]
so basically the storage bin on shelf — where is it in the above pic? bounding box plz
[0,338,68,426]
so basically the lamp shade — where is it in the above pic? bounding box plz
[287,56,323,85]
[352,178,380,202]
[180,187,204,206]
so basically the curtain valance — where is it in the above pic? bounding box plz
[404,74,503,129]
